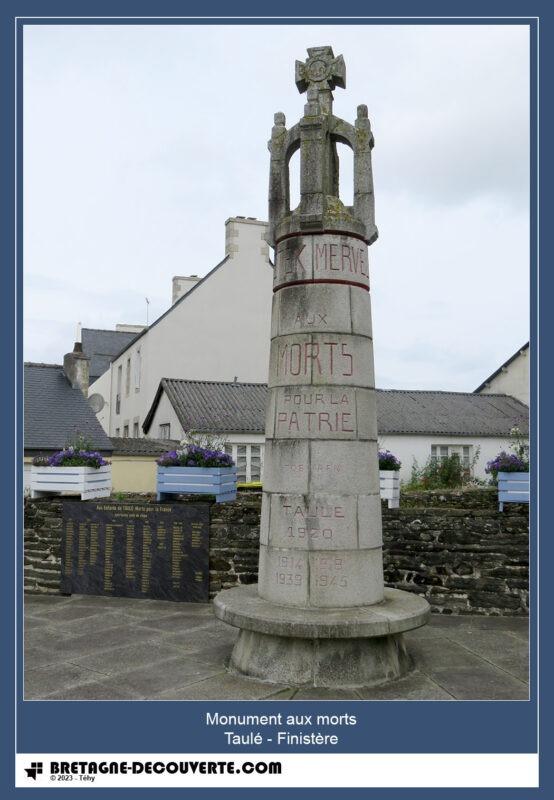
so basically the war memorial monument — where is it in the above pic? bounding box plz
[214,47,430,687]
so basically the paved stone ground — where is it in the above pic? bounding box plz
[24,595,529,701]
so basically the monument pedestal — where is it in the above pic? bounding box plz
[214,47,431,689]
[214,584,430,687]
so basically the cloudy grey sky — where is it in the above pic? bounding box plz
[24,23,530,390]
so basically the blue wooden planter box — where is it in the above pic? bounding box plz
[498,471,529,511]
[156,466,237,503]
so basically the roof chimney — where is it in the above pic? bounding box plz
[63,341,90,396]
[172,275,201,304]
[115,323,147,334]
[224,216,269,261]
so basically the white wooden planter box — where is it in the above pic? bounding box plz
[31,465,111,500]
[498,471,529,511]
[380,469,400,509]
[157,466,237,503]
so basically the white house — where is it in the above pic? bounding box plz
[89,217,273,438]
[375,389,528,482]
[142,379,267,483]
[475,342,529,406]
[81,325,146,383]
[142,379,529,484]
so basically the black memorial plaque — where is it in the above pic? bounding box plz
[61,502,210,602]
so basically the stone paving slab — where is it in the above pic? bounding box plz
[24,595,529,701]
[486,654,529,684]
[25,595,71,607]
[426,666,528,701]
[44,681,140,701]
[119,602,215,620]
[25,644,76,670]
[406,637,492,671]
[161,625,239,655]
[25,625,74,650]
[25,661,108,699]
[24,615,53,630]
[132,614,218,634]
[155,672,293,701]
[98,656,225,698]
[427,614,529,634]
[28,604,109,624]
[434,624,528,655]
[71,640,189,677]
[30,610,132,637]
[355,672,454,701]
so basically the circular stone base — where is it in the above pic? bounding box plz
[228,627,412,687]
[214,584,430,688]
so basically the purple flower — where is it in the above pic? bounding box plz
[156,450,180,466]
[155,443,235,468]
[378,450,401,471]
[486,451,528,474]
[34,448,109,469]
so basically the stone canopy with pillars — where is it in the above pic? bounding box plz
[214,46,429,687]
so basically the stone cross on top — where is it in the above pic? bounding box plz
[295,46,346,115]
[267,45,377,246]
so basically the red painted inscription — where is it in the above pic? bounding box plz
[277,341,353,377]
[314,242,368,278]
[277,410,354,433]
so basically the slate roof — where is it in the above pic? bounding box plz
[143,380,529,438]
[474,342,529,394]
[375,390,529,437]
[24,363,113,452]
[110,437,181,456]
[82,328,140,381]
[143,379,269,435]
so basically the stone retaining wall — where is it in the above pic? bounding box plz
[399,487,499,509]
[382,506,528,615]
[24,491,529,615]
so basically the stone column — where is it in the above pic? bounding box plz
[214,46,429,688]
[261,232,383,609]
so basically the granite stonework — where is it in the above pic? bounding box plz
[213,47,430,686]
[24,492,529,615]
[399,487,501,509]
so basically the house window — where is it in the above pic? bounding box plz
[431,444,472,469]
[133,421,139,438]
[125,358,131,397]
[134,348,141,392]
[224,443,264,483]
[123,424,129,438]
[250,445,262,481]
[115,427,120,437]
[238,445,248,481]
[116,365,122,414]
[159,423,171,440]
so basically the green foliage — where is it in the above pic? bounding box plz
[509,426,529,465]
[180,430,227,452]
[66,432,94,452]
[486,427,529,484]
[404,447,481,491]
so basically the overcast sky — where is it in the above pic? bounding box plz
[23,23,530,390]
